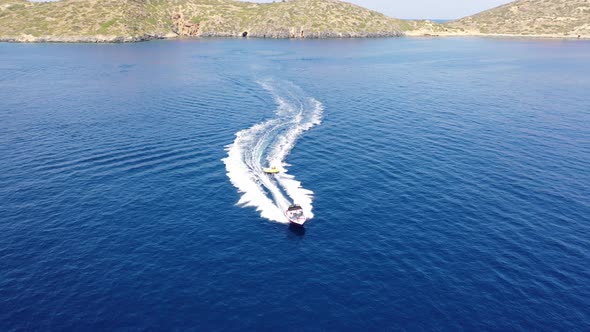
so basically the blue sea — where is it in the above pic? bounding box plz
[1,37,589,331]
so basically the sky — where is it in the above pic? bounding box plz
[245,0,514,19]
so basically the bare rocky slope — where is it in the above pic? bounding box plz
[0,0,405,42]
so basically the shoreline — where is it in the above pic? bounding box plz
[1,32,589,44]
[405,31,590,40]
[0,32,402,43]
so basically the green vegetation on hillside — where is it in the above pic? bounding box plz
[2,0,587,42]
[0,0,405,41]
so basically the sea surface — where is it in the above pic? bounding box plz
[1,37,589,331]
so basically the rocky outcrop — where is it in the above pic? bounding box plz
[172,12,200,37]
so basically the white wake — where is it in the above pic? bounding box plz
[223,79,323,223]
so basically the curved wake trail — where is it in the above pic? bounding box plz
[223,79,323,223]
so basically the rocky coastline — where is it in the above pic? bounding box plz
[0,31,405,44]
[0,35,160,43]
[1,30,586,44]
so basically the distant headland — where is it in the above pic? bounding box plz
[0,0,588,43]
[408,0,590,40]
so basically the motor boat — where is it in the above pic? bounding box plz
[263,166,281,174]
[286,204,307,226]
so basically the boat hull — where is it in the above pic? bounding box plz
[286,204,306,227]
[289,219,307,227]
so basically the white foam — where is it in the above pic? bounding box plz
[222,79,323,223]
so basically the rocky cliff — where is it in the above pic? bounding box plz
[0,0,404,42]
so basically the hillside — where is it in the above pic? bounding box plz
[445,0,590,38]
[0,0,405,42]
